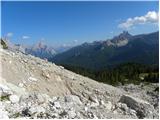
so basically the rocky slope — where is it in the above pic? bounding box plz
[0,47,159,119]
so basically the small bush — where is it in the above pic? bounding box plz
[1,39,8,49]
[0,95,10,101]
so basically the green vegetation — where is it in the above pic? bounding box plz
[1,39,8,49]
[144,72,159,83]
[0,95,10,101]
[12,112,20,118]
[62,63,159,86]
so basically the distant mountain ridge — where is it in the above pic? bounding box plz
[52,31,159,70]
[0,39,74,60]
[25,41,57,59]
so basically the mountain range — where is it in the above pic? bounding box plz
[1,40,73,60]
[52,31,159,70]
[25,41,57,59]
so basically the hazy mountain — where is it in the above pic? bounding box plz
[54,45,73,53]
[25,41,57,59]
[52,31,159,70]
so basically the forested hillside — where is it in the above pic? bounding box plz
[62,63,159,86]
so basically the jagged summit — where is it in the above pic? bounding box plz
[116,31,132,39]
[109,31,132,47]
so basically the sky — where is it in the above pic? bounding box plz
[1,1,159,47]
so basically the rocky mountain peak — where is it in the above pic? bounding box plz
[33,41,47,50]
[119,31,132,38]
[107,31,132,47]
[112,31,132,42]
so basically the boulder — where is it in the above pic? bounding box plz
[0,110,9,119]
[65,95,82,105]
[0,84,13,97]
[84,106,88,112]
[67,110,76,118]
[28,77,38,82]
[0,102,9,119]
[90,102,99,107]
[42,71,50,79]
[117,102,128,111]
[120,94,155,118]
[36,94,47,104]
[88,94,99,103]
[105,101,112,110]
[18,83,24,88]
[29,106,45,115]
[9,95,19,103]
[53,101,61,109]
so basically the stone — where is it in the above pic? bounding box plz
[28,77,38,82]
[121,103,128,111]
[59,66,64,69]
[87,112,96,118]
[65,95,82,105]
[68,110,76,118]
[36,94,46,104]
[120,94,155,118]
[57,75,62,81]
[59,110,68,118]
[117,103,128,111]
[0,102,9,119]
[89,94,98,103]
[22,108,31,117]
[129,109,137,117]
[0,84,13,97]
[0,110,9,119]
[99,99,105,106]
[9,95,19,103]
[9,60,12,64]
[29,106,45,115]
[42,71,50,79]
[90,101,99,107]
[93,114,98,119]
[105,101,112,110]
[18,83,24,88]
[84,107,88,112]
[51,96,58,102]
[53,101,61,109]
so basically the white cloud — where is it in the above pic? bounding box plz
[118,11,159,29]
[6,32,13,37]
[62,43,71,47]
[74,39,78,43]
[22,36,30,39]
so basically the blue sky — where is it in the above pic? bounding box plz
[1,1,159,47]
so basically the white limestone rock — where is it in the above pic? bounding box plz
[65,95,82,105]
[28,77,38,82]
[18,83,24,88]
[105,101,112,110]
[9,95,19,103]
[53,101,61,109]
[67,110,76,118]
[0,110,9,119]
[29,106,45,115]
[0,102,9,119]
[0,84,13,97]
